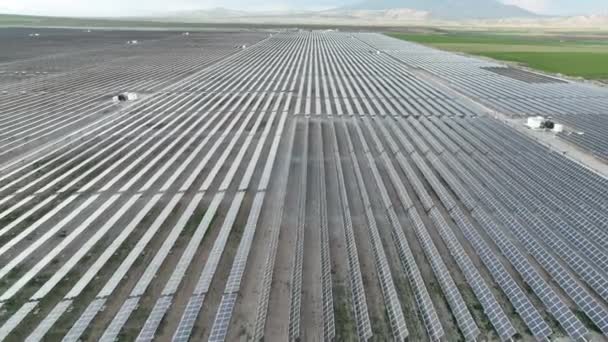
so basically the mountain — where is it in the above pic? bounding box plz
[344,0,538,19]
[559,14,608,26]
[167,7,249,19]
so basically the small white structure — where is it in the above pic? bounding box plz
[28,33,40,37]
[127,40,139,45]
[526,116,564,133]
[526,116,545,129]
[112,92,138,103]
[182,32,190,36]
[552,123,564,133]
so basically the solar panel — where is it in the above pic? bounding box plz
[429,156,477,211]
[204,116,285,341]
[411,153,456,211]
[398,117,430,155]
[428,208,516,340]
[162,193,220,296]
[430,117,475,154]
[205,108,263,191]
[471,208,588,341]
[32,195,135,302]
[136,296,172,342]
[410,118,445,154]
[95,195,177,296]
[289,119,309,341]
[63,298,106,342]
[0,195,57,239]
[0,302,38,341]
[253,117,296,342]
[100,297,139,341]
[26,300,72,342]
[254,112,286,191]
[458,142,608,337]
[537,208,608,301]
[449,207,552,339]
[386,208,445,341]
[395,153,433,211]
[329,121,373,341]
[208,293,238,342]
[5,30,608,342]
[353,116,446,340]
[343,121,408,341]
[0,193,82,273]
[173,294,205,342]
[202,193,247,297]
[408,207,479,341]
[94,195,202,341]
[473,165,608,336]
[224,194,265,293]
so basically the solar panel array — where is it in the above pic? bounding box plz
[288,118,309,341]
[316,122,337,341]
[342,119,409,341]
[0,30,606,342]
[356,33,608,161]
[253,115,296,342]
[362,118,444,341]
[328,120,373,341]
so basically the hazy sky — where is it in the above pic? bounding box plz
[0,0,606,17]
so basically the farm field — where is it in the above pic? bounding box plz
[388,31,608,80]
[0,28,607,342]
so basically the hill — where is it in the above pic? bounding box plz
[345,0,537,19]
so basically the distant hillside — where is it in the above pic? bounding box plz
[345,0,538,19]
[167,7,249,19]
[5,11,607,30]
[0,13,244,29]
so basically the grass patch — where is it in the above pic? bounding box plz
[480,52,608,79]
[387,31,608,80]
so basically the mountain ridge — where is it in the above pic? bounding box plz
[343,0,538,19]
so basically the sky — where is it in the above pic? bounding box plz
[0,0,606,17]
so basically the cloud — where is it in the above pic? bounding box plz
[502,0,550,13]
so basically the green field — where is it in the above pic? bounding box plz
[388,31,608,80]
